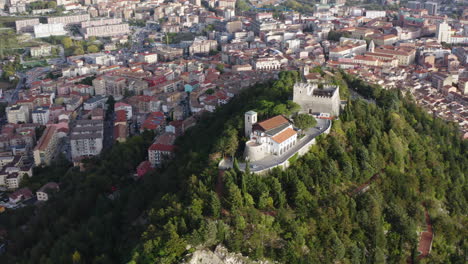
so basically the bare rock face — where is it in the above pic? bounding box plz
[182,245,274,264]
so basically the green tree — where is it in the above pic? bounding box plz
[73,46,84,55]
[215,63,224,73]
[47,1,57,8]
[208,191,221,218]
[86,45,99,53]
[72,250,81,263]
[61,37,73,49]
[294,114,317,131]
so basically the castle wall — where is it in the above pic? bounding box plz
[244,141,266,162]
[293,82,341,116]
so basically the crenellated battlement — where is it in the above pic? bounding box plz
[293,82,341,117]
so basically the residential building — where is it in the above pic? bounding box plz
[253,57,281,71]
[436,21,452,43]
[141,111,165,133]
[82,23,130,39]
[32,106,50,125]
[30,45,53,58]
[93,75,126,97]
[189,39,218,55]
[33,23,66,38]
[36,182,59,201]
[431,73,452,90]
[15,18,40,32]
[83,95,107,110]
[47,14,90,26]
[136,160,153,178]
[138,52,158,64]
[366,10,386,19]
[424,2,438,16]
[115,102,132,119]
[8,188,33,203]
[7,105,30,124]
[148,132,176,167]
[70,120,104,159]
[33,126,59,166]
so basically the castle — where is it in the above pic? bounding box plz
[293,82,341,116]
[293,81,341,117]
[244,111,298,162]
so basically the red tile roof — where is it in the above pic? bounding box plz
[272,128,296,143]
[256,115,289,131]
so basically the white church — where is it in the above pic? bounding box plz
[244,111,298,162]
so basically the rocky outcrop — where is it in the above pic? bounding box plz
[182,245,274,264]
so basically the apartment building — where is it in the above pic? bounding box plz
[80,18,122,28]
[32,106,50,125]
[82,23,130,39]
[189,40,218,55]
[70,120,103,159]
[47,14,90,26]
[372,47,416,66]
[15,18,40,32]
[138,52,158,64]
[36,182,59,201]
[7,105,30,124]
[253,57,282,71]
[34,23,66,38]
[30,45,53,58]
[148,132,176,168]
[92,75,126,97]
[33,126,59,166]
[431,73,453,90]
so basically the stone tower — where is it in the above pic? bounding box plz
[302,65,310,79]
[368,40,375,53]
[245,111,257,137]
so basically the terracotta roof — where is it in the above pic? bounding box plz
[271,128,296,143]
[256,115,289,131]
[148,143,175,152]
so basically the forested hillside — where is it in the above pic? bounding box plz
[1,71,466,264]
[128,71,467,263]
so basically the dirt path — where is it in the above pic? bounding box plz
[417,207,433,259]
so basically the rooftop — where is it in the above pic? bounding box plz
[255,115,289,132]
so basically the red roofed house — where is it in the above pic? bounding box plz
[115,102,132,119]
[148,132,176,167]
[114,124,128,143]
[136,160,153,178]
[9,187,33,204]
[141,111,165,133]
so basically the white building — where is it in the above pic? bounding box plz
[36,182,59,201]
[34,23,66,38]
[30,45,53,58]
[82,23,130,39]
[32,106,50,125]
[244,112,298,162]
[436,21,452,43]
[7,105,30,124]
[365,10,386,19]
[253,57,281,71]
[70,120,104,159]
[138,52,158,64]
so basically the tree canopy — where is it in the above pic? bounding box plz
[1,70,466,264]
[293,113,317,131]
